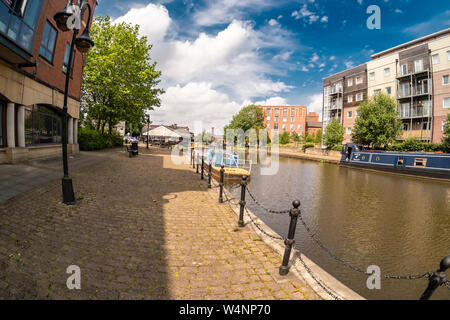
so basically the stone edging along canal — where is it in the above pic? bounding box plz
[208,179,365,300]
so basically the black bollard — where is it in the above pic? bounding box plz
[238,175,247,227]
[196,153,199,173]
[191,149,193,166]
[420,256,450,300]
[192,150,195,169]
[201,156,204,180]
[208,162,212,188]
[279,200,301,276]
[219,165,224,203]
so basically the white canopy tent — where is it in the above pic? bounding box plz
[147,126,181,142]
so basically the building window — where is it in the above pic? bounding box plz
[414,59,423,72]
[24,105,62,145]
[443,75,449,85]
[356,93,363,101]
[266,116,270,121]
[266,108,271,114]
[290,124,294,131]
[374,89,381,95]
[347,78,353,86]
[283,108,287,115]
[401,83,410,97]
[401,64,408,75]
[422,122,429,130]
[40,21,57,62]
[274,123,278,130]
[386,87,392,95]
[282,124,286,131]
[346,127,351,134]
[384,68,390,77]
[347,95,353,103]
[297,124,302,132]
[444,98,450,108]
[63,43,74,75]
[369,72,375,81]
[266,124,270,130]
[275,116,278,122]
[356,110,360,117]
[443,121,447,131]
[274,108,279,115]
[0,0,42,51]
[400,103,410,117]
[283,117,287,122]
[432,54,440,65]
[290,117,294,122]
[347,111,352,118]
[291,108,295,116]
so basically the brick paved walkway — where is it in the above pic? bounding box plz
[0,147,319,300]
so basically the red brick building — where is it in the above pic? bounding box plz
[0,0,97,163]
[258,105,322,138]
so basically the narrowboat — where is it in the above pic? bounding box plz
[205,149,251,182]
[340,143,450,180]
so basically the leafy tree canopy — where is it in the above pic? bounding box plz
[323,119,344,148]
[81,15,164,134]
[352,93,402,149]
[224,105,265,133]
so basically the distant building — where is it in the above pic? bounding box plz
[258,105,308,138]
[322,28,450,144]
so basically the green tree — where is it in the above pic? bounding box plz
[352,93,402,149]
[442,113,450,152]
[280,131,290,145]
[224,105,265,133]
[81,16,164,134]
[314,129,322,144]
[323,119,344,148]
[290,131,300,142]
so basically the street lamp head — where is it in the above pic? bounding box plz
[53,4,73,32]
[75,28,95,53]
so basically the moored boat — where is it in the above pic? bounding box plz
[205,149,251,182]
[340,143,450,180]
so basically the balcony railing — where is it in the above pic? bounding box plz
[399,130,431,140]
[399,106,431,118]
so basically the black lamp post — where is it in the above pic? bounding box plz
[54,0,94,205]
[146,113,152,149]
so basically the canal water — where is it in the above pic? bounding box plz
[228,155,450,300]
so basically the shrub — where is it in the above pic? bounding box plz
[386,138,442,152]
[331,145,343,151]
[280,131,290,145]
[78,128,123,151]
[302,142,315,152]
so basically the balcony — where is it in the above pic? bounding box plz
[396,68,430,80]
[399,130,431,140]
[399,106,431,119]
[329,87,343,97]
[397,84,431,99]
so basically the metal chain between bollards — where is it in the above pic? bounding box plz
[297,213,433,280]
[293,252,342,300]
[244,207,283,240]
[245,186,291,215]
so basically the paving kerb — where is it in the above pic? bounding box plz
[205,166,365,300]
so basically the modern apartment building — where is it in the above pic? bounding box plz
[258,105,320,138]
[322,64,367,143]
[322,28,450,145]
[0,0,96,164]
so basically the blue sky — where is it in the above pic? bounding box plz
[95,0,450,133]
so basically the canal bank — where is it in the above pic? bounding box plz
[228,156,450,300]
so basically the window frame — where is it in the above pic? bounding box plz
[347,111,352,119]
[432,54,440,65]
[384,68,390,77]
[443,97,450,109]
[347,95,353,103]
[39,20,58,63]
[414,59,423,72]
[443,75,449,86]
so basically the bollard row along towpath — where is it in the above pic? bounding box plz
[0,146,329,300]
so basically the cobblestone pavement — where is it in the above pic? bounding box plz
[0,146,319,300]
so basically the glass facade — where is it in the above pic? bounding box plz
[39,21,57,62]
[24,105,61,145]
[0,0,42,52]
